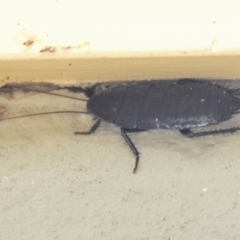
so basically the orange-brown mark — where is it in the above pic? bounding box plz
[40,46,56,53]
[23,40,34,46]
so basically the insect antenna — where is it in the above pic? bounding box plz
[0,86,90,121]
[14,87,88,102]
[0,111,90,122]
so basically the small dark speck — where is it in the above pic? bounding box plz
[69,63,72,66]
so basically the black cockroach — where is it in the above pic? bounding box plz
[2,79,240,173]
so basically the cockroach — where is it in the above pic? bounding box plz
[1,79,240,173]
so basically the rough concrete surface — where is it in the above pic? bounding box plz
[1,84,240,240]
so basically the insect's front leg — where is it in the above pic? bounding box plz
[75,119,101,135]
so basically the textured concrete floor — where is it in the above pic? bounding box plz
[1,84,240,240]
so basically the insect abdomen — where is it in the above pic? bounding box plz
[138,81,234,129]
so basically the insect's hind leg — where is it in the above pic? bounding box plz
[75,119,101,135]
[180,127,240,138]
[121,128,145,174]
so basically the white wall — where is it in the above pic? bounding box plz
[1,0,240,58]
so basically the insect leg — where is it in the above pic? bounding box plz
[121,128,142,173]
[75,119,101,135]
[179,127,240,138]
